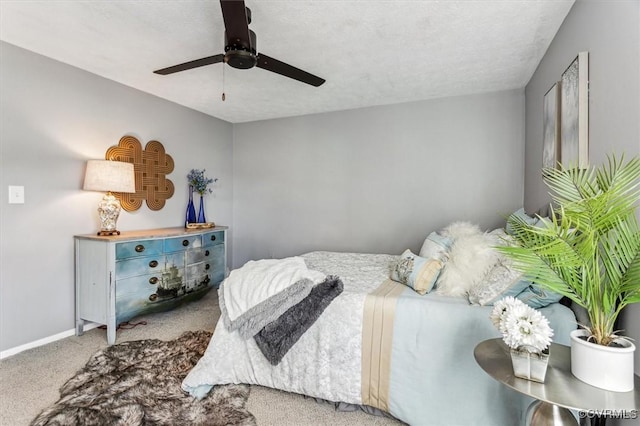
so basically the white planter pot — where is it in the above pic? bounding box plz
[570,329,635,392]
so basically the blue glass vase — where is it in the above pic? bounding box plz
[185,186,197,226]
[197,195,206,223]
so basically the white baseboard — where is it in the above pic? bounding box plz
[0,323,101,360]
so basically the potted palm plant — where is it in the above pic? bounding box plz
[502,155,640,392]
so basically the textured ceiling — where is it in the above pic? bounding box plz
[0,0,574,123]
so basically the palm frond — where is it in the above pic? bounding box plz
[504,154,640,345]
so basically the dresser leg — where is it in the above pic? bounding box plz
[107,324,116,345]
[75,319,84,336]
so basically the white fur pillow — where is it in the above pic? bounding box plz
[435,222,501,297]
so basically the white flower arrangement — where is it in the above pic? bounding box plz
[490,296,554,354]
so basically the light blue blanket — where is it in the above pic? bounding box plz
[387,289,575,425]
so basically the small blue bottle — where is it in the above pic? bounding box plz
[185,186,196,226]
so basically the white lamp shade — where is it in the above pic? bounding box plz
[83,160,136,193]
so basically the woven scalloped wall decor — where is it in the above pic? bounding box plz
[105,135,175,211]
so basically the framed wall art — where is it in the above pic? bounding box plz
[560,51,589,168]
[542,82,561,169]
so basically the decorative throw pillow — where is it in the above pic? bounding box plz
[419,231,453,259]
[390,249,444,295]
[516,284,564,308]
[435,222,501,297]
[467,261,532,306]
[475,224,563,308]
[506,208,539,235]
[468,228,526,305]
[440,221,483,240]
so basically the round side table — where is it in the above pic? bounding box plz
[474,339,640,426]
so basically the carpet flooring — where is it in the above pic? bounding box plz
[1,289,403,426]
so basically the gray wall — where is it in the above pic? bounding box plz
[525,0,640,214]
[0,42,234,352]
[524,0,640,400]
[232,90,526,268]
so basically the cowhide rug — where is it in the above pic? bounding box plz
[31,330,256,426]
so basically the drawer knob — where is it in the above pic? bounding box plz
[210,235,216,241]
[149,260,158,268]
[205,250,210,256]
[182,239,189,247]
[205,263,210,270]
[149,277,159,285]
[135,244,145,253]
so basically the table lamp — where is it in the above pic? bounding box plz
[83,160,136,236]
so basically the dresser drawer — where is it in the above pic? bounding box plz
[164,235,202,252]
[203,230,224,247]
[187,247,215,264]
[115,266,185,326]
[208,244,225,286]
[116,273,162,301]
[116,267,186,298]
[116,239,163,259]
[164,252,185,269]
[185,262,212,291]
[116,255,163,279]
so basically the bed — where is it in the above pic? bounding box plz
[182,223,578,425]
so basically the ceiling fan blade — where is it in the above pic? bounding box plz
[256,53,325,87]
[153,54,224,75]
[220,0,252,51]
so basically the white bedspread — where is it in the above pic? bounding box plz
[184,252,394,401]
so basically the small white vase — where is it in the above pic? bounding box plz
[510,347,549,383]
[570,329,635,392]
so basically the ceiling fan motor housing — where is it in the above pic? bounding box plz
[224,6,256,69]
[224,29,257,69]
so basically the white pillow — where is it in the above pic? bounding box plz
[441,221,483,240]
[467,261,529,305]
[419,231,453,259]
[435,222,501,297]
[464,226,565,307]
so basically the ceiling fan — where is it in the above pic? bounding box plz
[153,0,325,87]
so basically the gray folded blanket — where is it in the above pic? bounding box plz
[254,275,344,365]
[219,277,315,339]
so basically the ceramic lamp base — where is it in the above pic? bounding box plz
[97,192,122,235]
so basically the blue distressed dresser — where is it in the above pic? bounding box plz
[74,226,227,344]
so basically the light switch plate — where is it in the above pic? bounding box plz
[8,186,25,204]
